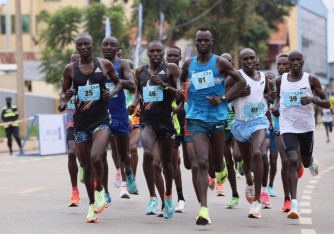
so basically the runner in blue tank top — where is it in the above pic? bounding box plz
[100,37,138,206]
[62,33,121,223]
[178,27,246,225]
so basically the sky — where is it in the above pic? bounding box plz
[0,0,333,61]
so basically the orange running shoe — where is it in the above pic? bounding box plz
[208,177,215,190]
[69,190,80,207]
[297,165,304,179]
[215,182,226,196]
[281,200,291,212]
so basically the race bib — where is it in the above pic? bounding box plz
[143,85,163,103]
[243,101,267,119]
[67,96,76,110]
[106,82,118,98]
[78,84,100,102]
[191,70,215,90]
[283,90,305,107]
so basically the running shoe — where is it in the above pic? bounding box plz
[298,164,304,178]
[145,197,159,215]
[215,182,226,196]
[267,186,277,197]
[195,207,211,225]
[245,184,255,204]
[86,204,98,223]
[281,200,292,212]
[175,200,185,213]
[69,190,80,207]
[126,171,139,195]
[105,193,112,207]
[120,183,130,199]
[208,177,215,190]
[94,188,106,214]
[79,167,84,183]
[237,161,245,176]
[113,170,122,188]
[226,196,239,209]
[260,191,272,209]
[248,200,262,218]
[309,159,320,176]
[287,201,300,219]
[215,167,228,184]
[162,195,175,219]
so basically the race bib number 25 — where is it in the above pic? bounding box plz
[78,84,101,102]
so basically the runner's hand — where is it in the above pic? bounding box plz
[127,105,136,115]
[207,96,223,106]
[240,85,251,97]
[102,89,112,101]
[300,96,313,105]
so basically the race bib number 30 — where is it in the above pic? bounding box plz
[243,101,267,119]
[143,85,163,103]
[191,70,215,90]
[284,90,305,107]
[78,84,100,102]
[106,82,118,98]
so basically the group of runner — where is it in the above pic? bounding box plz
[59,26,330,225]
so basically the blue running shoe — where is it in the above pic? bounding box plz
[267,186,277,197]
[287,200,300,219]
[162,195,175,219]
[145,197,159,215]
[105,193,112,207]
[126,171,139,195]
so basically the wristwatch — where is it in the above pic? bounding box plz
[162,83,169,90]
[221,95,226,102]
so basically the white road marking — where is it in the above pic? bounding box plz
[299,217,313,225]
[309,180,318,184]
[306,185,315,189]
[301,229,316,234]
[300,209,312,214]
[303,190,313,194]
[19,187,42,194]
[300,201,311,207]
[301,195,312,200]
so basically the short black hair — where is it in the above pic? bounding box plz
[278,54,288,59]
[195,26,213,36]
[167,46,181,55]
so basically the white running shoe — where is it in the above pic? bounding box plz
[113,170,122,188]
[175,200,185,213]
[248,200,261,218]
[120,183,130,199]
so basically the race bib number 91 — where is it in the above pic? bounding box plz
[191,70,215,90]
[78,84,101,102]
[283,90,305,107]
[143,85,163,103]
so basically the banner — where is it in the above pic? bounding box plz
[37,114,67,156]
[134,3,143,68]
[105,17,111,37]
[159,11,165,42]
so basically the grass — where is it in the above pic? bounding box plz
[0,125,38,139]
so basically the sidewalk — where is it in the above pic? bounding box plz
[0,137,39,155]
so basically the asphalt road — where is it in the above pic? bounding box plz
[0,127,333,234]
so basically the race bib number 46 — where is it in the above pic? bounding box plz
[191,70,215,90]
[283,90,305,107]
[243,101,267,119]
[143,85,163,103]
[78,84,100,102]
[106,82,118,98]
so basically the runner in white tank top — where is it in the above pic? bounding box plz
[226,48,275,219]
[272,50,330,220]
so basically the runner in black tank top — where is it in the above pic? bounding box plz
[61,34,121,223]
[73,58,110,132]
[128,40,183,219]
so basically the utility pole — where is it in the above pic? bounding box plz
[15,0,26,138]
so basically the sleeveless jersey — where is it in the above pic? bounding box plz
[139,63,174,132]
[186,54,228,122]
[73,58,110,131]
[279,72,314,134]
[232,69,268,121]
[107,59,128,122]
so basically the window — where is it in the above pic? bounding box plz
[44,0,61,2]
[11,15,30,34]
[0,16,5,34]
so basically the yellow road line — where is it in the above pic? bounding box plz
[19,187,42,194]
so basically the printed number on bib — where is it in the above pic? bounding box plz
[106,82,118,98]
[191,70,215,90]
[283,90,305,107]
[67,96,76,110]
[78,84,101,101]
[143,85,163,103]
[243,101,267,119]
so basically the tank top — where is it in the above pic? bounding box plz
[186,54,228,122]
[72,58,110,131]
[139,63,174,132]
[279,72,314,134]
[232,69,267,121]
[107,59,128,122]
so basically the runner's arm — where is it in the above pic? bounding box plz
[303,75,330,109]
[120,60,136,92]
[128,67,142,115]
[272,77,282,117]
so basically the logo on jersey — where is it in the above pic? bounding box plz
[158,70,166,75]
[95,67,102,73]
